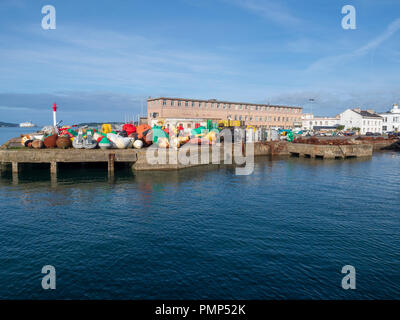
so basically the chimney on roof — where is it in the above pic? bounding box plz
[353,107,361,113]
[367,109,375,114]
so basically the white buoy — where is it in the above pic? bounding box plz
[133,140,144,149]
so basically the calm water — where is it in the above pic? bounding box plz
[0,127,41,145]
[0,128,399,299]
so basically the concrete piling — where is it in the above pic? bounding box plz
[50,162,58,175]
[108,153,115,174]
[12,162,18,173]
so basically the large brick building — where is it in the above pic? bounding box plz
[147,97,302,129]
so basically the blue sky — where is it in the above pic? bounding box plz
[1,0,400,124]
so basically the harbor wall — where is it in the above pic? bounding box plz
[288,143,373,159]
[0,138,396,173]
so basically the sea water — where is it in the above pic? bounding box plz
[0,128,399,299]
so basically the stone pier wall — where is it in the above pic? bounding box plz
[287,143,373,159]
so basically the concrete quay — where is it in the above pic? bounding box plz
[287,143,373,159]
[0,142,278,175]
[0,137,394,177]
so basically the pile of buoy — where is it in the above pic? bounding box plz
[20,124,153,150]
[20,122,222,151]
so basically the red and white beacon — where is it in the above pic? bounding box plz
[52,103,57,127]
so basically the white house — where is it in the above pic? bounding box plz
[301,113,340,131]
[379,103,400,133]
[301,113,314,130]
[339,108,383,134]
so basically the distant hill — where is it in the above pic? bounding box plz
[0,121,18,127]
[77,122,125,127]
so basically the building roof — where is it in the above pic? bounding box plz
[147,97,302,109]
[352,109,382,119]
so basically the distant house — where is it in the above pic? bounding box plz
[379,104,400,133]
[301,113,340,131]
[339,108,383,134]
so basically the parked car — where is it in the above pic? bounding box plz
[365,132,374,136]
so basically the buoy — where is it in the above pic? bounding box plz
[44,134,58,148]
[99,137,111,149]
[56,136,72,149]
[170,136,180,149]
[32,140,44,149]
[133,140,144,149]
[157,137,169,148]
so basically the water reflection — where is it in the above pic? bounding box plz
[0,155,384,210]
[0,152,400,299]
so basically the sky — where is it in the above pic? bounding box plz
[1,0,400,124]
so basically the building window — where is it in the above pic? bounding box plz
[185,101,188,107]
[235,115,238,120]
[162,100,166,106]
[178,101,181,106]
[228,104,231,110]
[192,101,195,107]
[217,103,220,109]
[199,102,202,108]
[171,100,174,106]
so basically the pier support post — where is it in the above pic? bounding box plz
[0,162,6,173]
[12,172,18,185]
[12,162,19,173]
[11,163,19,184]
[50,162,58,186]
[50,162,58,175]
[108,154,115,174]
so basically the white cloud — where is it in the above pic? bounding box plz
[0,24,239,94]
[222,0,301,26]
[308,18,400,72]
